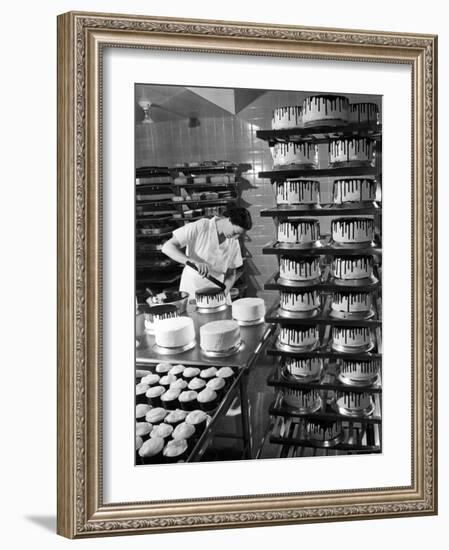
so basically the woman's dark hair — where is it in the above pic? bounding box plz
[223,207,252,231]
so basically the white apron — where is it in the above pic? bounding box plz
[173,217,242,304]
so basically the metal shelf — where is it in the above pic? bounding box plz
[259,166,379,180]
[136,198,236,207]
[267,414,381,454]
[170,164,239,174]
[261,203,381,217]
[136,231,173,240]
[264,269,381,292]
[268,392,382,424]
[264,296,382,327]
[262,238,382,257]
[256,122,382,145]
[267,364,382,394]
[172,181,238,188]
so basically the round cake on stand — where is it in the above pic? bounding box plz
[271,142,318,169]
[272,105,303,129]
[275,179,320,208]
[332,178,378,205]
[332,390,375,417]
[302,95,350,127]
[143,304,179,333]
[278,256,321,287]
[306,419,344,448]
[231,297,266,326]
[278,219,321,249]
[276,325,320,353]
[331,217,375,248]
[282,357,323,383]
[329,137,375,168]
[199,320,241,357]
[338,359,380,387]
[331,326,374,353]
[279,290,321,319]
[329,290,375,320]
[331,255,378,287]
[282,388,322,414]
[154,317,196,355]
[195,287,227,313]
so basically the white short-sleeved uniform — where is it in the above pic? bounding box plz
[172,216,243,301]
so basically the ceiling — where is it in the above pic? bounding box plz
[135,84,267,123]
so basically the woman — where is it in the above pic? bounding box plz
[161,207,252,303]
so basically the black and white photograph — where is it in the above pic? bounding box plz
[134,85,383,465]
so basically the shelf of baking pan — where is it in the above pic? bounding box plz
[134,361,244,463]
[264,265,381,292]
[268,390,382,424]
[136,230,173,240]
[267,361,382,394]
[135,167,171,179]
[136,260,180,272]
[171,181,239,188]
[265,294,382,327]
[256,122,382,145]
[266,324,382,361]
[262,236,382,257]
[267,412,381,453]
[261,202,381,217]
[136,272,182,286]
[135,181,173,190]
[169,164,240,174]
[259,165,379,181]
[135,198,237,207]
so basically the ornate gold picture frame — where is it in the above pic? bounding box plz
[57,11,437,538]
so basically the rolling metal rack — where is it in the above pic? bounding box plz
[255,118,383,458]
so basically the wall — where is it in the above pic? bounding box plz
[1,1,446,550]
[136,88,381,304]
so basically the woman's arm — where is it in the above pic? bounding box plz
[223,268,237,294]
[161,236,209,276]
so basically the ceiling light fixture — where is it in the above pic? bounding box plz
[138,100,154,124]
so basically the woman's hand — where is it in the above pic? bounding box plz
[194,262,210,277]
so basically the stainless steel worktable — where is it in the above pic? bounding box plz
[136,305,272,368]
[136,305,274,460]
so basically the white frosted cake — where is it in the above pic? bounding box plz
[349,102,379,124]
[276,179,320,205]
[200,320,240,352]
[195,287,226,309]
[280,290,320,312]
[279,256,321,282]
[332,256,373,281]
[331,291,372,314]
[154,317,195,349]
[302,95,349,126]
[278,326,319,349]
[336,391,373,412]
[339,359,380,384]
[332,178,377,204]
[271,143,318,168]
[283,388,321,410]
[331,218,374,245]
[329,138,375,167]
[307,420,342,443]
[272,105,302,129]
[278,219,320,246]
[232,297,266,323]
[332,326,373,351]
[284,357,323,379]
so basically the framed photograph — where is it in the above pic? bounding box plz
[57,11,438,538]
